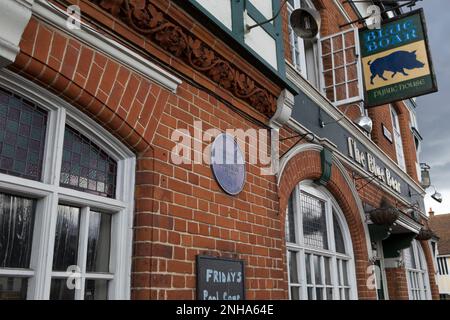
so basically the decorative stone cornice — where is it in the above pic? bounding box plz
[0,0,34,68]
[92,0,277,117]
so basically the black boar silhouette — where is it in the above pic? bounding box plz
[368,50,425,85]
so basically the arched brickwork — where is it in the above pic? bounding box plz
[11,17,174,154]
[9,17,179,299]
[278,147,377,300]
[420,240,440,300]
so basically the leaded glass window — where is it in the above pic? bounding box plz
[60,126,117,198]
[0,78,135,300]
[286,183,355,300]
[404,240,431,300]
[301,192,328,250]
[0,88,47,181]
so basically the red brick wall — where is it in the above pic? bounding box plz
[11,0,429,301]
[368,105,398,164]
[132,81,284,299]
[396,102,420,182]
[15,14,286,300]
[385,267,409,300]
[277,148,377,300]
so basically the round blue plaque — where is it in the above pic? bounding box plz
[210,133,246,196]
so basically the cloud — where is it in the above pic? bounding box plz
[415,0,450,215]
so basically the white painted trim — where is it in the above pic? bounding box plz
[0,269,35,277]
[270,89,294,129]
[396,213,422,233]
[0,0,33,68]
[332,154,374,262]
[281,119,412,210]
[0,71,135,300]
[286,62,426,198]
[287,181,359,300]
[32,0,181,93]
[277,143,323,185]
[277,143,373,262]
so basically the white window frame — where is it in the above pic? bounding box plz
[390,105,406,171]
[404,240,432,300]
[318,28,364,106]
[373,240,390,300]
[0,70,135,300]
[286,180,358,300]
[288,0,320,87]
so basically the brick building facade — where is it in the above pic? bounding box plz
[0,0,439,300]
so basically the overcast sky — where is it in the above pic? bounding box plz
[414,0,450,215]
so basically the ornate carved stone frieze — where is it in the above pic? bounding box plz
[93,0,277,116]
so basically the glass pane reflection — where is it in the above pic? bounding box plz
[52,205,80,271]
[86,212,111,273]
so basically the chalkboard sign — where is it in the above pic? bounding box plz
[196,255,245,300]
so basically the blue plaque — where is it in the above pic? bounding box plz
[211,133,246,195]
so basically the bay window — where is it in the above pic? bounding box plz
[286,182,357,300]
[0,71,135,300]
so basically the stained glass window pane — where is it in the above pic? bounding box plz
[86,212,111,273]
[0,87,47,181]
[301,192,328,250]
[60,126,117,198]
[52,205,80,271]
[0,277,28,299]
[0,192,36,268]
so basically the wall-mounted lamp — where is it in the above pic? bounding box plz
[420,163,431,189]
[320,104,373,134]
[290,7,321,40]
[246,0,321,41]
[430,186,443,203]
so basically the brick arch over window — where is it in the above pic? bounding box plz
[419,240,440,300]
[10,17,173,154]
[278,145,377,299]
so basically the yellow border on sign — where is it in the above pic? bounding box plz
[362,41,430,91]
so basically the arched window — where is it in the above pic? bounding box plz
[403,240,432,300]
[286,181,357,300]
[0,71,135,300]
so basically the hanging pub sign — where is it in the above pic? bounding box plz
[359,9,437,108]
[196,255,245,300]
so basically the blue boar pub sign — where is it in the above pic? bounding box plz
[359,9,437,107]
[196,255,245,300]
